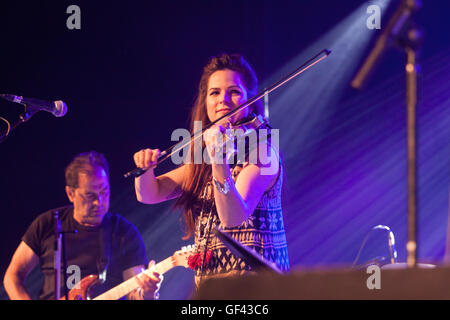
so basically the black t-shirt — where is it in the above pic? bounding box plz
[22,206,148,300]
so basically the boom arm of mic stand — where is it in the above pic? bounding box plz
[351,0,417,89]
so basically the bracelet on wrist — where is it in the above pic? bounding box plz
[212,174,232,195]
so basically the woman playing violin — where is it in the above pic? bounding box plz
[133,53,289,287]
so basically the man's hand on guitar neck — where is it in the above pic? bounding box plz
[127,260,163,300]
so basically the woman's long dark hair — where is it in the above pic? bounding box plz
[176,53,265,239]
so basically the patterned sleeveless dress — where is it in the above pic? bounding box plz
[193,160,290,287]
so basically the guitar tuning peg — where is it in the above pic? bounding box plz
[181,246,187,252]
[187,245,192,251]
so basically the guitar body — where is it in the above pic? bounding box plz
[63,245,194,300]
[62,274,101,300]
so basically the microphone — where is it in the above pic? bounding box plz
[373,225,398,264]
[352,224,398,268]
[0,94,68,117]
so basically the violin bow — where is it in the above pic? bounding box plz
[124,48,331,178]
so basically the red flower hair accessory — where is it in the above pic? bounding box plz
[188,250,212,270]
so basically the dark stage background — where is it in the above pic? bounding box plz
[1,0,450,299]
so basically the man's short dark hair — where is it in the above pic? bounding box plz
[65,151,109,188]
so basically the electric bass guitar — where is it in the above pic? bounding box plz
[63,245,195,300]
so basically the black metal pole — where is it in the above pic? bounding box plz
[54,210,62,300]
[405,39,421,268]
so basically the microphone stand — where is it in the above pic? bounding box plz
[351,0,423,268]
[54,210,71,300]
[404,29,423,268]
[0,104,39,143]
[54,210,62,300]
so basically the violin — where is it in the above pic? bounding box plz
[220,113,269,146]
[214,113,270,163]
[124,49,330,178]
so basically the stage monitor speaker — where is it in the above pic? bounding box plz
[193,265,450,299]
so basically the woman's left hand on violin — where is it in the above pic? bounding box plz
[203,123,232,164]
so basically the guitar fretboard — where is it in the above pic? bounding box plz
[93,256,174,300]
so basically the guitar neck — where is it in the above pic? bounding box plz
[93,256,174,300]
